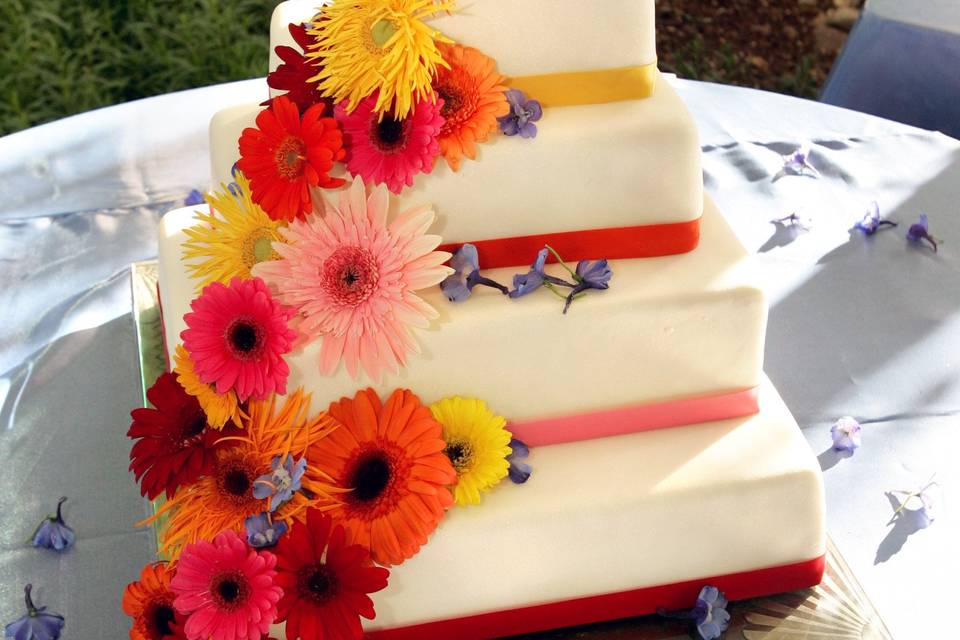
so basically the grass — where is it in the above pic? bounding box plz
[0,0,274,136]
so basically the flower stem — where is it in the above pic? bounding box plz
[24,584,37,614]
[543,244,581,282]
[55,497,67,523]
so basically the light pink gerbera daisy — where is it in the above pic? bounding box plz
[254,179,452,381]
[181,277,297,402]
[170,529,282,640]
[335,93,444,194]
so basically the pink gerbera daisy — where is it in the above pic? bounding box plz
[181,277,296,402]
[254,179,452,381]
[170,529,282,640]
[334,93,444,194]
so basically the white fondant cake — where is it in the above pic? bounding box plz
[160,196,763,420]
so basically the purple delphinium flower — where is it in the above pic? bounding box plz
[831,416,862,453]
[244,513,288,548]
[658,585,730,640]
[906,213,938,252]
[183,189,205,206]
[692,586,731,640]
[782,146,820,177]
[506,438,532,484]
[4,584,64,640]
[854,201,897,235]
[253,454,307,512]
[31,497,75,553]
[440,244,509,302]
[563,259,613,314]
[509,248,552,298]
[498,89,543,139]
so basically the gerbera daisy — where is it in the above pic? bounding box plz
[181,277,296,402]
[181,172,285,292]
[274,509,389,640]
[170,530,282,640]
[430,396,511,506]
[253,179,452,381]
[307,0,454,119]
[310,388,456,566]
[334,93,443,194]
[237,95,345,223]
[123,562,186,640]
[128,372,225,500]
[144,389,340,561]
[173,344,244,430]
[433,43,509,171]
[266,23,332,114]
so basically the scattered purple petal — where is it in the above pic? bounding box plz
[782,146,820,177]
[4,584,64,640]
[831,416,862,453]
[244,513,288,548]
[906,213,938,252]
[498,89,543,139]
[772,212,811,229]
[563,259,612,314]
[441,244,508,302]
[183,189,205,206]
[890,476,941,529]
[509,248,550,298]
[692,586,731,640]
[506,438,532,484]
[854,201,897,235]
[31,497,75,553]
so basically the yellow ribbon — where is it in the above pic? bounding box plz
[507,60,658,108]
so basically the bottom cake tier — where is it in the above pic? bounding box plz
[264,376,824,639]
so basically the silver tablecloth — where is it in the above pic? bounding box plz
[1,76,958,638]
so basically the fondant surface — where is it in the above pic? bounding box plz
[158,196,765,421]
[269,0,657,77]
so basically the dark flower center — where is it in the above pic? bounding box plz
[274,135,306,179]
[210,571,250,611]
[145,601,176,639]
[443,440,474,475]
[297,562,339,604]
[224,469,251,496]
[370,115,410,152]
[225,317,265,360]
[321,246,379,307]
[436,86,462,119]
[349,453,391,503]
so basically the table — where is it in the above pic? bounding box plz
[1,76,957,638]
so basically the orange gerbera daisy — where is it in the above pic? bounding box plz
[122,562,185,640]
[433,43,509,171]
[311,388,456,566]
[142,389,340,561]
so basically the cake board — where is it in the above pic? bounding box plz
[130,260,892,640]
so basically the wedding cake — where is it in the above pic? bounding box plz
[123,2,825,639]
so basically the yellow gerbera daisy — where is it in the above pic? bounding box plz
[307,0,455,119]
[172,344,244,430]
[430,396,511,506]
[181,172,284,292]
[141,388,341,561]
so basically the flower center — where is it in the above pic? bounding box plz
[274,136,306,180]
[241,228,278,269]
[297,563,339,605]
[321,246,380,307]
[443,439,474,476]
[349,452,392,503]
[210,570,250,611]
[215,451,263,506]
[370,115,410,152]
[370,18,396,48]
[143,601,176,639]
[225,317,265,360]
[177,407,208,448]
[224,469,251,496]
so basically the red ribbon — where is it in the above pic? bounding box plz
[438,217,702,269]
[365,555,825,640]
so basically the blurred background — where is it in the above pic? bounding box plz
[0,0,866,137]
[5,0,960,137]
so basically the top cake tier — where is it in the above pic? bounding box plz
[269,0,657,77]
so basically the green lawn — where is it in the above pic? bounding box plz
[0,0,275,136]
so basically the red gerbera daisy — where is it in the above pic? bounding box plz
[181,277,297,402]
[123,562,186,640]
[264,23,332,115]
[170,530,282,640]
[274,509,389,640]
[237,95,345,222]
[128,372,226,500]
